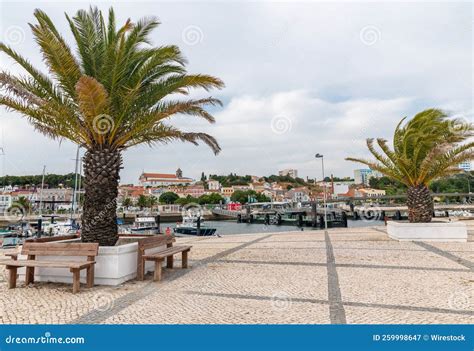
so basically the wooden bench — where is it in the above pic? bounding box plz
[137,235,191,281]
[0,242,99,293]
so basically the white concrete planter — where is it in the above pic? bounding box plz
[387,221,467,242]
[18,240,166,286]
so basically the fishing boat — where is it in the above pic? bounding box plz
[128,216,160,235]
[174,215,216,236]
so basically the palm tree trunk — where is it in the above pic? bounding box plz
[81,147,122,246]
[407,184,433,223]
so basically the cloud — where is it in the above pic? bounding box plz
[0,1,471,184]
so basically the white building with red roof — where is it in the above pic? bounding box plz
[139,169,193,187]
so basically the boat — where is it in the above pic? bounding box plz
[129,216,160,235]
[174,215,216,236]
[40,217,80,236]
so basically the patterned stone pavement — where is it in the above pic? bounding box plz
[0,226,472,324]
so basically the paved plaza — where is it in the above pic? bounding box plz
[0,226,472,324]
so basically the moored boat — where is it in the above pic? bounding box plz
[129,215,161,235]
[174,215,216,236]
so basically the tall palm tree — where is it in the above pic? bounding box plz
[0,7,224,245]
[346,109,473,223]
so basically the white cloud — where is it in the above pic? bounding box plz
[0,1,471,183]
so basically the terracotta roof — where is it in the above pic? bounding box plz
[142,173,177,179]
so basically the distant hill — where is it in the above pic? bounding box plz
[0,173,80,189]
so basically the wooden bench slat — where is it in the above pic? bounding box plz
[143,246,191,260]
[22,242,99,257]
[1,259,95,269]
[138,235,175,251]
[0,242,99,293]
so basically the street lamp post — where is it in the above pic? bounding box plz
[315,153,328,229]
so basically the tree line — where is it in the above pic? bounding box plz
[0,173,81,188]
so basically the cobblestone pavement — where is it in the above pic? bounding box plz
[0,226,472,324]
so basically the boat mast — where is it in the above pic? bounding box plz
[71,146,80,219]
[38,165,46,217]
[76,156,83,216]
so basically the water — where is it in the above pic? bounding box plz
[160,219,383,235]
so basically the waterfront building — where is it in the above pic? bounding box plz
[278,169,298,178]
[35,188,74,210]
[139,169,193,187]
[284,187,310,202]
[339,187,385,198]
[184,185,206,198]
[458,161,472,172]
[332,182,354,197]
[249,182,265,193]
[0,193,12,212]
[207,180,221,191]
[232,185,250,191]
[354,169,382,185]
[261,189,275,200]
[220,187,235,199]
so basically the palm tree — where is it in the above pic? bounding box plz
[346,109,473,223]
[0,7,224,245]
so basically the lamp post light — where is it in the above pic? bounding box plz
[315,153,328,229]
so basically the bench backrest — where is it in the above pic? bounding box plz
[21,242,99,258]
[136,235,174,280]
[138,235,174,253]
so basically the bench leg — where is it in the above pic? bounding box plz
[137,257,145,281]
[71,269,80,293]
[153,260,162,281]
[182,251,188,269]
[166,255,173,269]
[6,266,17,289]
[86,265,94,288]
[25,267,35,285]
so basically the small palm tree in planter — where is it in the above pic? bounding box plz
[0,7,223,246]
[346,109,473,223]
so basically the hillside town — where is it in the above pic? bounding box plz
[0,167,391,214]
[2,160,473,215]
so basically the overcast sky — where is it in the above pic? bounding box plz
[0,0,472,184]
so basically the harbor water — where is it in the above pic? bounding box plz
[157,219,384,235]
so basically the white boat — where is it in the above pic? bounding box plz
[128,216,160,234]
[41,218,79,236]
[174,215,216,236]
